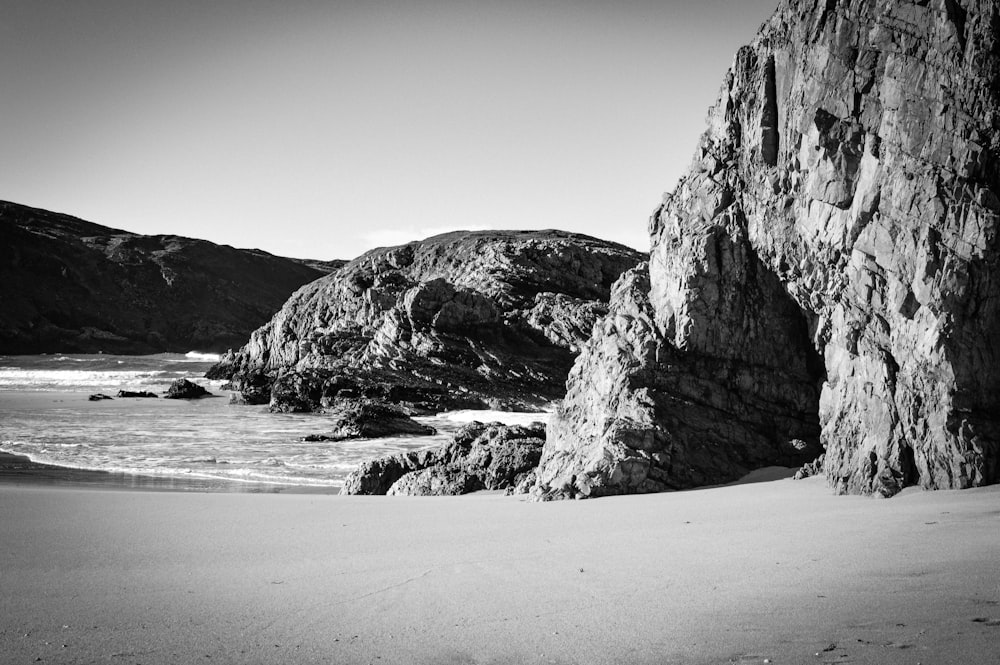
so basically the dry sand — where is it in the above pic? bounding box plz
[1,477,998,665]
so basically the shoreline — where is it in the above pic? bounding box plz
[0,451,340,494]
[0,448,799,495]
[0,387,413,492]
[0,449,798,496]
[0,387,545,492]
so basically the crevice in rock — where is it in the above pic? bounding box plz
[943,0,968,55]
[883,349,900,396]
[812,0,838,39]
[761,55,780,167]
[897,442,919,487]
[799,307,828,393]
[775,274,828,454]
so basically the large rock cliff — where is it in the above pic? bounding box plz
[534,0,1000,499]
[208,230,644,412]
[0,201,337,354]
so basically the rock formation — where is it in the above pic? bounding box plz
[208,230,644,413]
[533,0,1000,499]
[341,421,545,496]
[116,390,158,399]
[164,379,212,399]
[299,400,436,441]
[0,201,339,354]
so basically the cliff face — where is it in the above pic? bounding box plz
[208,230,644,412]
[0,201,336,354]
[534,0,1000,499]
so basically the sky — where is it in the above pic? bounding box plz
[3,0,777,261]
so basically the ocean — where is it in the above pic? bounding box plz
[0,353,548,491]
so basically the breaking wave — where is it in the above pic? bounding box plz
[0,353,221,391]
[184,351,222,362]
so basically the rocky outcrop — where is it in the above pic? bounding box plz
[117,390,158,398]
[0,201,338,354]
[164,379,212,399]
[794,454,826,480]
[341,421,546,496]
[534,0,1000,499]
[299,400,436,441]
[208,230,644,412]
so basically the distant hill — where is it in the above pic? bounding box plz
[0,201,343,354]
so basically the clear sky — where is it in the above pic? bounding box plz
[3,0,777,261]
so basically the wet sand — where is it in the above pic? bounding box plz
[0,451,335,493]
[1,476,998,664]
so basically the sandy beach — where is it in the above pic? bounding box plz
[1,476,998,665]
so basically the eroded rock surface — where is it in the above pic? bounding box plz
[341,421,545,496]
[209,231,644,413]
[534,0,1000,499]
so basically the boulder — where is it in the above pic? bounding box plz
[340,448,443,496]
[533,0,1000,499]
[387,467,484,496]
[302,400,436,441]
[342,421,546,496]
[164,379,212,399]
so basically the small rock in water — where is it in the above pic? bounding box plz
[304,399,435,441]
[164,378,212,399]
[117,390,158,398]
[88,393,113,401]
[300,434,336,442]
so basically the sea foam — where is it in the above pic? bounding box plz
[0,369,171,390]
[438,409,552,426]
[184,351,222,362]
